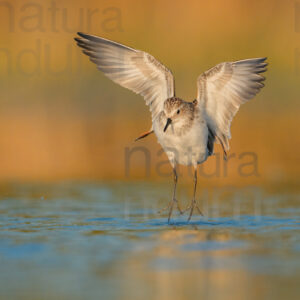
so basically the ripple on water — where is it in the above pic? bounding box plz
[0,183,299,300]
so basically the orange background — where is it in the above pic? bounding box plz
[0,0,299,186]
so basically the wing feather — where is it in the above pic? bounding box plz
[197,58,267,153]
[75,32,175,122]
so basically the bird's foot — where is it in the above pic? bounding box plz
[174,199,184,215]
[158,198,183,223]
[158,201,171,214]
[182,200,203,222]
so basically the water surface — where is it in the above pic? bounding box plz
[0,182,299,300]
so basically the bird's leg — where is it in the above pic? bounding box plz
[168,168,184,223]
[134,129,154,142]
[158,168,183,222]
[185,169,203,221]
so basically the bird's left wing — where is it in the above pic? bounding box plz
[196,58,267,155]
[75,32,175,122]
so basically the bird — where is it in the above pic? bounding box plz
[74,32,267,223]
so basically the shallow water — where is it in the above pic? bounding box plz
[0,182,299,300]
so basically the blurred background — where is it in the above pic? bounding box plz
[0,1,300,300]
[0,0,299,186]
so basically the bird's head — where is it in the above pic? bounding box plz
[163,97,197,132]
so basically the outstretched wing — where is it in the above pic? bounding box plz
[197,58,267,154]
[75,32,175,122]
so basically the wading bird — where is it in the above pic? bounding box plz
[74,32,267,223]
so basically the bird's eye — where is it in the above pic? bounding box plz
[177,110,180,114]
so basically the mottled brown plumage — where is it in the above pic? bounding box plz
[159,97,198,136]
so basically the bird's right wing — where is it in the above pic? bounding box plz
[75,32,175,122]
[196,58,267,154]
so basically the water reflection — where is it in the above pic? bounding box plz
[0,183,299,300]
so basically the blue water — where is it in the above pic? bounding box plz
[0,182,299,300]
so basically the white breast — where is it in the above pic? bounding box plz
[153,116,209,167]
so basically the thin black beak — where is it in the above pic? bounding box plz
[164,118,172,132]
